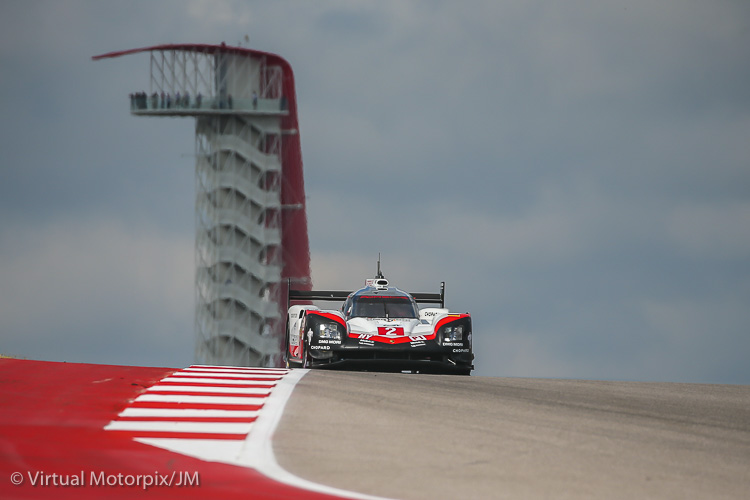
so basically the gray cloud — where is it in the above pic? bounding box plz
[0,0,748,383]
[0,216,193,367]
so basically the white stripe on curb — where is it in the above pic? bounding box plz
[134,394,268,405]
[114,365,395,500]
[119,408,260,418]
[105,420,254,434]
[147,385,272,395]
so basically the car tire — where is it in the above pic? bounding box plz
[284,322,292,368]
[302,339,312,369]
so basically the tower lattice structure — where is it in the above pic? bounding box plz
[94,44,312,367]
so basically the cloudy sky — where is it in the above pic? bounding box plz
[1,0,748,383]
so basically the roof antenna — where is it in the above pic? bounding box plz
[376,253,384,279]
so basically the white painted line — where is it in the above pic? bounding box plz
[134,394,267,405]
[160,376,278,385]
[118,367,395,500]
[104,420,254,434]
[238,369,397,500]
[119,408,260,418]
[148,385,271,395]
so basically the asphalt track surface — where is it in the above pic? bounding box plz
[2,359,748,499]
[274,371,750,500]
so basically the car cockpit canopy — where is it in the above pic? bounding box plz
[348,294,419,319]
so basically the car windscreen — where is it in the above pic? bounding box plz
[351,296,418,319]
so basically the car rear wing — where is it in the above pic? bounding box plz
[411,283,445,307]
[287,280,445,309]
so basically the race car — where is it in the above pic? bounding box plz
[284,269,474,375]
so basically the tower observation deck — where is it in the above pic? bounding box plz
[93,44,312,367]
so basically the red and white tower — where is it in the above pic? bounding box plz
[94,44,311,367]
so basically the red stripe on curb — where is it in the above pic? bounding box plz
[141,391,270,398]
[168,375,284,382]
[185,366,289,374]
[155,381,277,388]
[0,358,349,499]
[128,401,264,411]
[114,416,258,423]
[104,430,249,440]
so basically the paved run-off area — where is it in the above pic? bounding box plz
[274,371,750,500]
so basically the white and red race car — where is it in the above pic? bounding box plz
[284,270,474,375]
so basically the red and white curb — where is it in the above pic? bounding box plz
[104,365,287,462]
[105,365,393,500]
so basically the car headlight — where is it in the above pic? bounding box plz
[443,325,464,342]
[319,323,341,340]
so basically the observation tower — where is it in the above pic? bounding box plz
[93,44,312,367]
